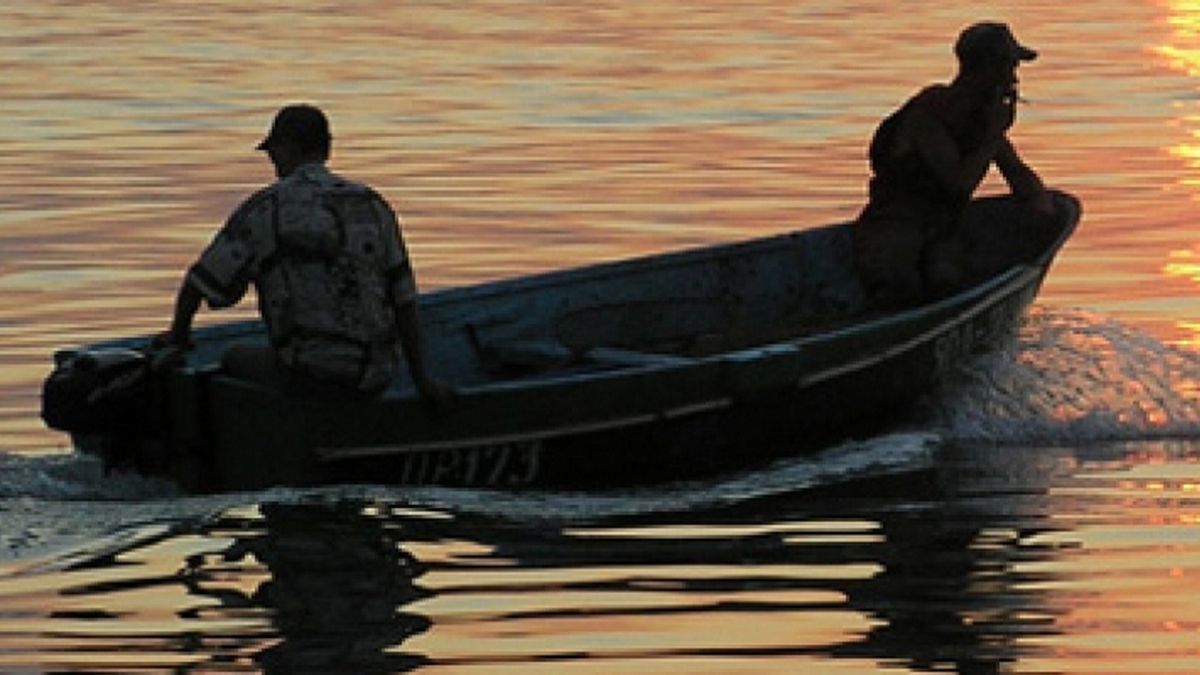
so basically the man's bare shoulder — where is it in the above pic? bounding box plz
[909,84,953,110]
[901,84,962,132]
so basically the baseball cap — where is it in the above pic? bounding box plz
[954,22,1037,67]
[255,104,332,151]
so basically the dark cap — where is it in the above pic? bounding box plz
[954,22,1037,67]
[255,104,332,151]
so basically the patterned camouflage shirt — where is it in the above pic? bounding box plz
[187,163,417,391]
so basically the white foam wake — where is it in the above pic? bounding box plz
[926,306,1200,444]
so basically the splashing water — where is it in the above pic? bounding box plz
[928,306,1200,444]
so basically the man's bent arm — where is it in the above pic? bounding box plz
[395,299,451,403]
[906,109,1006,200]
[167,279,203,347]
[994,139,1046,200]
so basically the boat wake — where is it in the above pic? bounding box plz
[384,431,941,523]
[923,305,1200,445]
[0,451,178,502]
[0,453,216,563]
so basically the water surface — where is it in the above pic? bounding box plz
[3,1,1200,672]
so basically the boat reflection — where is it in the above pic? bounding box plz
[814,456,1066,672]
[0,440,1083,671]
[160,447,1068,672]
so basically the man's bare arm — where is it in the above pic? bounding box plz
[167,279,203,346]
[395,299,454,405]
[994,138,1046,199]
[904,107,1006,199]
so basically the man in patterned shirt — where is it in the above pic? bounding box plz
[160,104,452,403]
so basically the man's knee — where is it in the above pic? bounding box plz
[924,236,968,298]
[853,220,924,309]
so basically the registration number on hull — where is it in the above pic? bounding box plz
[391,441,543,487]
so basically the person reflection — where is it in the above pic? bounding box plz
[184,501,432,673]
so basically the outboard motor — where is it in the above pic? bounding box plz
[41,347,152,436]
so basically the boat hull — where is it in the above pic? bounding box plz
[301,264,1043,489]
[52,192,1080,492]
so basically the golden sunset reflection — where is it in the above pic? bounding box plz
[401,608,875,665]
[1152,0,1200,346]
[564,519,879,539]
[1164,255,1200,348]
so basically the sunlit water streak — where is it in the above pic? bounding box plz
[4,1,1200,672]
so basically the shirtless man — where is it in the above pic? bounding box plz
[853,22,1054,309]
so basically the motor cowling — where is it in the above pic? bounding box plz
[41,347,152,435]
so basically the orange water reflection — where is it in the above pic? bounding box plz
[1156,1,1200,347]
